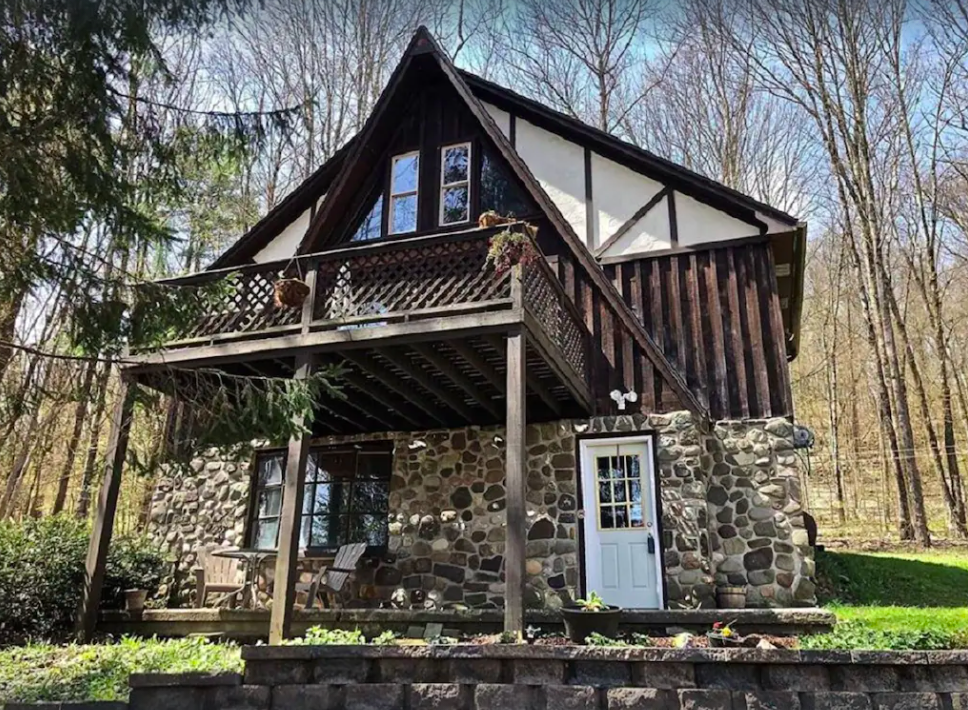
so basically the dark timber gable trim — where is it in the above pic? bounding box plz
[594,188,669,258]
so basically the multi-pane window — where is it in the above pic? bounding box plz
[250,443,392,553]
[596,454,645,530]
[480,149,530,218]
[389,152,419,234]
[439,143,471,225]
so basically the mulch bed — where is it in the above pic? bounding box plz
[463,633,798,649]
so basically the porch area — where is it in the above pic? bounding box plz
[77,225,595,644]
[99,607,836,641]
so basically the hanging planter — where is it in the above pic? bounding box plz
[485,223,540,275]
[273,278,310,308]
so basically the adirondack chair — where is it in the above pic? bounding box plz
[194,548,245,608]
[296,542,367,609]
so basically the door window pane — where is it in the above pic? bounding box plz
[594,453,646,531]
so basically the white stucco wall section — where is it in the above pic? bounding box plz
[515,118,588,243]
[592,153,668,254]
[481,101,511,138]
[674,192,760,246]
[253,201,319,263]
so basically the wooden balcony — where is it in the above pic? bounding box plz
[128,226,593,431]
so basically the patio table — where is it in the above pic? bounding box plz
[211,548,276,609]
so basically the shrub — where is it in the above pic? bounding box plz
[0,516,168,645]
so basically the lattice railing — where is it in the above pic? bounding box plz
[151,262,301,344]
[312,233,511,324]
[522,257,590,383]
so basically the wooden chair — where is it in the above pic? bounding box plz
[296,542,368,609]
[194,548,245,608]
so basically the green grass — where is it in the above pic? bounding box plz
[0,637,242,704]
[810,549,968,650]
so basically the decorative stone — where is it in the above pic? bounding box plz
[745,548,774,571]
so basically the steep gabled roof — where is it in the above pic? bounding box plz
[209,137,356,269]
[461,70,799,230]
[298,27,708,418]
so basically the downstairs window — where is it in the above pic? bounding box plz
[248,442,392,553]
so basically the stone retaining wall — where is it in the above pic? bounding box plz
[120,647,968,710]
[146,413,815,610]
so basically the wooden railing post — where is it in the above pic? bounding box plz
[76,374,137,641]
[504,329,527,638]
[510,263,524,316]
[301,264,317,334]
[269,353,312,644]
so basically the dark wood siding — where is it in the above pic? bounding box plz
[551,248,686,416]
[601,240,793,420]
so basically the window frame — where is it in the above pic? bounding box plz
[388,151,420,235]
[438,142,472,226]
[245,441,393,556]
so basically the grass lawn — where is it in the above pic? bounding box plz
[0,637,242,704]
[811,548,968,649]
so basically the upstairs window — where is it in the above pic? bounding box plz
[480,149,530,218]
[389,152,419,234]
[440,142,471,225]
[351,194,383,242]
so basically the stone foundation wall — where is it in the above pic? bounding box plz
[146,412,815,610]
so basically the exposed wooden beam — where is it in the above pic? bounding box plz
[127,310,520,373]
[584,147,595,250]
[482,335,561,417]
[341,352,449,427]
[450,340,506,394]
[504,329,526,638]
[668,190,679,245]
[269,354,312,644]
[594,187,670,258]
[314,397,367,432]
[76,377,136,641]
[335,368,422,430]
[411,343,501,418]
[378,347,478,422]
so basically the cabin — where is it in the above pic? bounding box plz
[77,28,812,643]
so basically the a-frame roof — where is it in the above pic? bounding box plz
[297,27,706,417]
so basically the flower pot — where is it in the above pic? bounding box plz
[716,585,747,609]
[560,605,622,643]
[707,632,743,648]
[124,589,148,614]
[273,278,310,308]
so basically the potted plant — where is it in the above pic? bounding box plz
[707,621,743,648]
[560,591,622,643]
[715,585,747,609]
[478,210,514,228]
[124,588,148,615]
[484,224,540,275]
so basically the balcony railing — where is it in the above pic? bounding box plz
[142,225,589,384]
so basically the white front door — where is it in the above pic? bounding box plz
[580,437,663,609]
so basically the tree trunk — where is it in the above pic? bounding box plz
[53,360,97,514]
[76,362,112,519]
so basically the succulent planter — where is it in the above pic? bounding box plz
[716,585,747,609]
[560,605,622,643]
[273,278,310,308]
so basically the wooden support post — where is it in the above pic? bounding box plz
[504,329,527,638]
[269,353,313,644]
[76,376,137,641]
